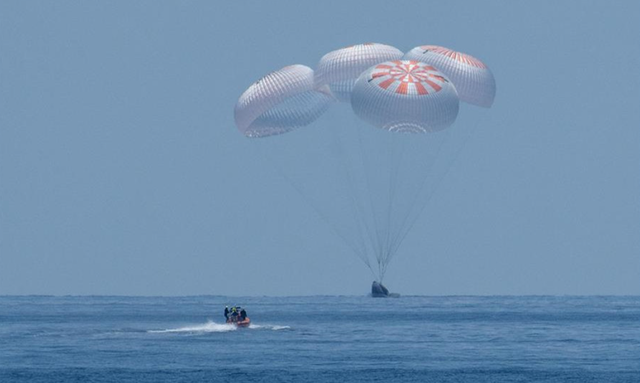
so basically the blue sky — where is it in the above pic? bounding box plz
[1,1,638,295]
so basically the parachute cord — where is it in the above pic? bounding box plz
[384,129,451,266]
[379,255,391,283]
[257,143,372,271]
[334,120,382,266]
[387,113,485,260]
[329,122,372,265]
[381,135,405,274]
[380,260,388,283]
[381,136,395,266]
[367,267,378,282]
[356,122,385,267]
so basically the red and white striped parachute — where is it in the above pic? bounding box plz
[350,60,459,133]
[403,45,496,108]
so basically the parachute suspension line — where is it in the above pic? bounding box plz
[380,256,390,283]
[356,122,385,276]
[390,136,408,268]
[381,134,406,276]
[385,128,452,266]
[330,121,381,271]
[381,136,395,267]
[366,265,378,282]
[257,143,372,273]
[388,114,486,259]
[328,122,372,268]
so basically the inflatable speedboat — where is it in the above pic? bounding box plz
[227,317,251,328]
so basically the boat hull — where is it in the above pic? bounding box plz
[227,317,251,327]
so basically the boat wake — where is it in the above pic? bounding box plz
[148,321,290,334]
[248,324,291,331]
[148,320,236,333]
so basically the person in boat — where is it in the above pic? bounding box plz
[224,306,229,320]
[229,306,238,322]
[240,307,247,321]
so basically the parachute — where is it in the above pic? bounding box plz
[315,43,403,103]
[350,60,459,133]
[233,43,495,284]
[234,65,333,138]
[403,45,496,108]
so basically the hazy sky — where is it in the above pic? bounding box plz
[1,1,638,296]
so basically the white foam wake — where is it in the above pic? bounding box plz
[249,324,291,331]
[149,320,236,333]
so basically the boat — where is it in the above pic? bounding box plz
[227,317,251,327]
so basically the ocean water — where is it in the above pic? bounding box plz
[0,296,638,382]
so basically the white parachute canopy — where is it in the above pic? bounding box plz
[234,64,333,138]
[403,45,496,108]
[314,43,404,103]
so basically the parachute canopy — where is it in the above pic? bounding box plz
[234,65,333,138]
[351,60,459,133]
[314,43,404,103]
[403,45,496,108]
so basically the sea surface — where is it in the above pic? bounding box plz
[0,295,638,382]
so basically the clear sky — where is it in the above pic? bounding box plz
[1,1,638,296]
